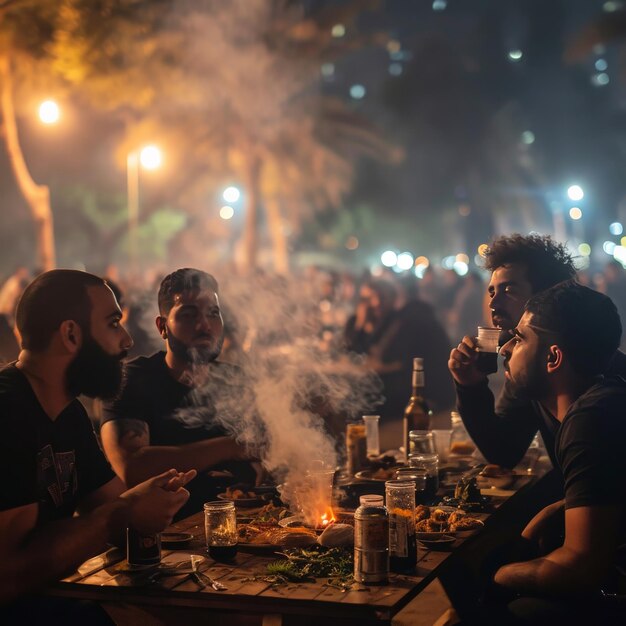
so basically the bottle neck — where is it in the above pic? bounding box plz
[411,368,425,394]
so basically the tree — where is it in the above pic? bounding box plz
[52,0,399,273]
[0,1,62,270]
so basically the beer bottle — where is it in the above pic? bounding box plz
[402,357,430,464]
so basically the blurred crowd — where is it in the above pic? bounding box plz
[2,257,626,417]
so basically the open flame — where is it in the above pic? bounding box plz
[319,507,336,529]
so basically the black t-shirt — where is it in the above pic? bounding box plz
[456,350,626,471]
[556,376,626,515]
[0,364,115,523]
[101,352,255,516]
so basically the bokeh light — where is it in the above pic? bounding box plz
[609,222,623,236]
[604,241,617,255]
[345,235,359,250]
[569,207,582,220]
[139,145,162,170]
[219,205,234,220]
[381,250,397,267]
[567,185,584,201]
[453,261,469,276]
[508,49,523,62]
[350,84,366,99]
[578,243,591,256]
[39,100,60,124]
[223,186,241,203]
[397,252,415,271]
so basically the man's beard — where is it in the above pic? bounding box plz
[167,325,223,364]
[506,355,549,400]
[66,335,127,400]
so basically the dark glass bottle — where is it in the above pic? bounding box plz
[402,357,430,464]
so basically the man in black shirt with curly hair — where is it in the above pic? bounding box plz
[448,233,626,470]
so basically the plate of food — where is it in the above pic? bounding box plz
[217,486,268,508]
[415,505,484,535]
[354,467,400,482]
[236,522,318,552]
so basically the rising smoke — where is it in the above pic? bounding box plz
[171,271,383,514]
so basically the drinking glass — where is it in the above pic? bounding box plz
[204,501,237,561]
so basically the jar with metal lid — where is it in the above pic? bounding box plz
[354,494,389,583]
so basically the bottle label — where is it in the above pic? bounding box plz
[389,514,409,557]
[355,517,389,551]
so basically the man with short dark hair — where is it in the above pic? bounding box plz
[101,268,257,518]
[0,270,194,618]
[448,233,626,469]
[475,282,626,623]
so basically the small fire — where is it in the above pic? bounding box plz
[319,507,336,529]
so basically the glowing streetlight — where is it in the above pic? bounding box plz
[223,186,241,203]
[139,145,162,170]
[38,100,60,125]
[567,185,584,201]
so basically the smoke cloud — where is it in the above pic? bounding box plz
[171,271,383,517]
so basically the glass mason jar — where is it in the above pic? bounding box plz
[408,452,439,501]
[385,479,417,574]
[408,430,435,456]
[395,467,428,504]
[204,501,238,561]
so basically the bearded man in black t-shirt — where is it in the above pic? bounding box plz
[468,282,626,624]
[0,270,194,619]
[100,268,259,518]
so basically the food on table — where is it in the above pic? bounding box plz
[225,486,258,499]
[449,441,476,455]
[415,505,430,522]
[318,523,354,548]
[414,506,483,533]
[237,523,317,547]
[370,467,397,480]
[249,503,290,523]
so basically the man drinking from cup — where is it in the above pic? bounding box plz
[448,234,626,471]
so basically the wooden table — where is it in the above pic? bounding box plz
[49,468,558,626]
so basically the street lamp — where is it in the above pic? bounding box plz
[127,145,162,274]
[38,100,60,125]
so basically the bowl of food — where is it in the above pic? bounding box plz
[217,486,268,508]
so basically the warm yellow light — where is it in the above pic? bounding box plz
[139,145,162,170]
[220,205,234,220]
[456,253,469,264]
[415,256,429,268]
[39,100,60,124]
[569,207,582,220]
[477,243,489,257]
